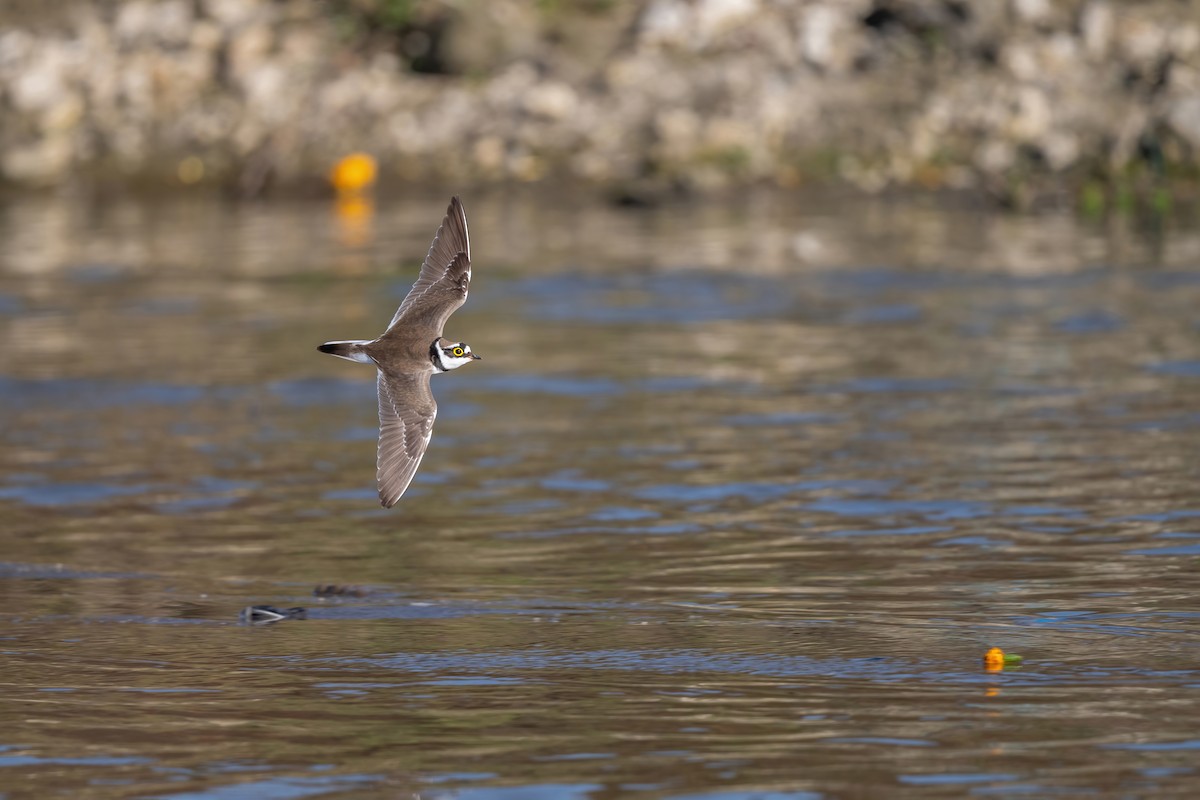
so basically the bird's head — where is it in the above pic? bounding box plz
[432,339,481,372]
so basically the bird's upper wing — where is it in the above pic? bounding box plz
[384,196,471,338]
[375,369,438,508]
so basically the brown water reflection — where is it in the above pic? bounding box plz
[2,189,1200,798]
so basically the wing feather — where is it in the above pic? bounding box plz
[385,196,471,336]
[375,370,437,508]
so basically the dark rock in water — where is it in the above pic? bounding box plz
[313,585,368,598]
[239,605,307,624]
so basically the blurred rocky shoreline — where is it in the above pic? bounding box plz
[2,0,1198,207]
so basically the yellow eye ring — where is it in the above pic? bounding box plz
[452,347,464,356]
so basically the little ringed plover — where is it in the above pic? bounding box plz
[318,196,480,507]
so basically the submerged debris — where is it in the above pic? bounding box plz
[239,605,307,624]
[313,585,369,598]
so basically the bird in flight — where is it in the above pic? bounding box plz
[318,197,480,507]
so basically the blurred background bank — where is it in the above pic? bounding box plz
[1,0,1197,210]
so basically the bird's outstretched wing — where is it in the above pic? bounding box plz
[384,196,471,338]
[375,369,437,508]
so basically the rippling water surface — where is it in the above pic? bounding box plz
[2,188,1200,798]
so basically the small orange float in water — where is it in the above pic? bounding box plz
[330,152,377,193]
[983,647,1023,672]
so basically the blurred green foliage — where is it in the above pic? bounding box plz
[327,0,443,72]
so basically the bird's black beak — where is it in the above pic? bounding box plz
[470,353,482,360]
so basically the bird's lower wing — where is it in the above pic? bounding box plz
[376,370,437,508]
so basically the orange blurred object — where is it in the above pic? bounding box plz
[330,152,378,193]
[983,647,1006,672]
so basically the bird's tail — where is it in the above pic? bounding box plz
[317,340,374,364]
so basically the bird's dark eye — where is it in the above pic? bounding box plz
[452,347,464,357]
